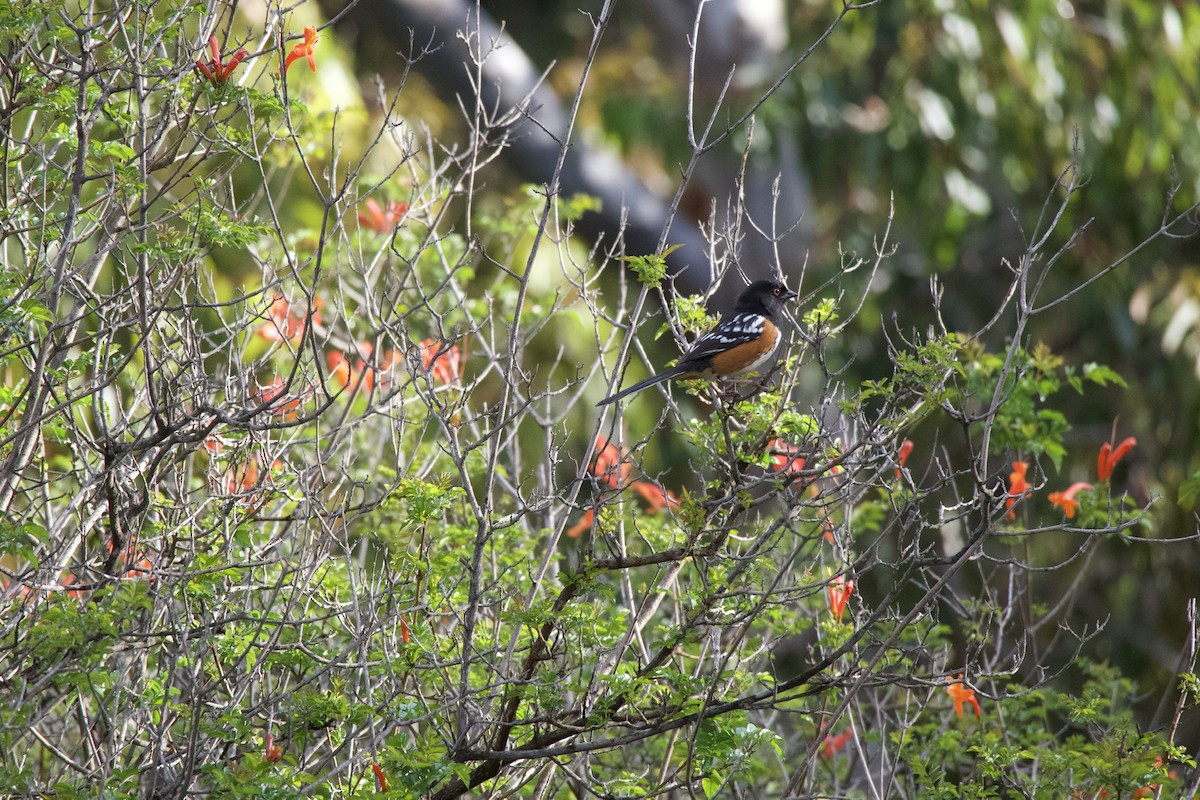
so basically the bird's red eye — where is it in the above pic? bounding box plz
[773,287,781,296]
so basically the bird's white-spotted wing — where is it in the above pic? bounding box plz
[679,313,766,363]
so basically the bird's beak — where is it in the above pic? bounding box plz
[783,289,799,300]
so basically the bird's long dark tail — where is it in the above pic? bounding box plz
[596,364,687,407]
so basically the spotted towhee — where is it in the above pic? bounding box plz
[597,279,798,406]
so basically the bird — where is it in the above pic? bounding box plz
[597,279,798,407]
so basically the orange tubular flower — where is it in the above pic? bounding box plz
[895,439,914,478]
[123,554,157,581]
[196,35,248,87]
[572,439,682,535]
[371,762,388,792]
[258,294,322,342]
[284,26,319,74]
[591,435,631,490]
[327,351,363,391]
[60,572,87,601]
[251,376,304,420]
[1097,436,1136,481]
[827,574,854,621]
[768,438,806,483]
[215,454,283,506]
[419,339,462,387]
[328,345,396,395]
[1048,482,1093,519]
[821,729,853,759]
[358,198,409,233]
[223,458,260,496]
[263,732,283,764]
[373,348,398,392]
[1006,461,1031,519]
[946,676,982,717]
[566,507,595,538]
[631,481,680,513]
[1130,756,1168,799]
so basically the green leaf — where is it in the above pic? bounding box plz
[559,192,601,222]
[20,299,55,324]
[1081,363,1128,388]
[619,244,681,288]
[701,771,724,799]
[803,297,838,328]
[1179,471,1200,510]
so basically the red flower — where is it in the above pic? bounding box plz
[400,615,411,644]
[631,481,680,513]
[371,762,388,792]
[376,348,399,388]
[327,350,364,392]
[221,458,271,498]
[209,450,283,505]
[419,339,462,387]
[358,198,409,233]
[263,732,283,764]
[591,435,631,490]
[1048,482,1092,519]
[827,574,854,621]
[821,729,853,759]
[196,35,248,87]
[285,26,319,74]
[566,507,594,538]
[123,554,157,582]
[767,438,806,483]
[251,376,304,420]
[895,439,914,478]
[570,438,682,536]
[0,573,88,603]
[946,675,982,717]
[328,345,397,394]
[257,294,322,342]
[1131,756,1168,799]
[224,458,260,495]
[59,572,87,601]
[1097,436,1136,481]
[1006,461,1031,519]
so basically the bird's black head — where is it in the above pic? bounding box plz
[735,279,798,317]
